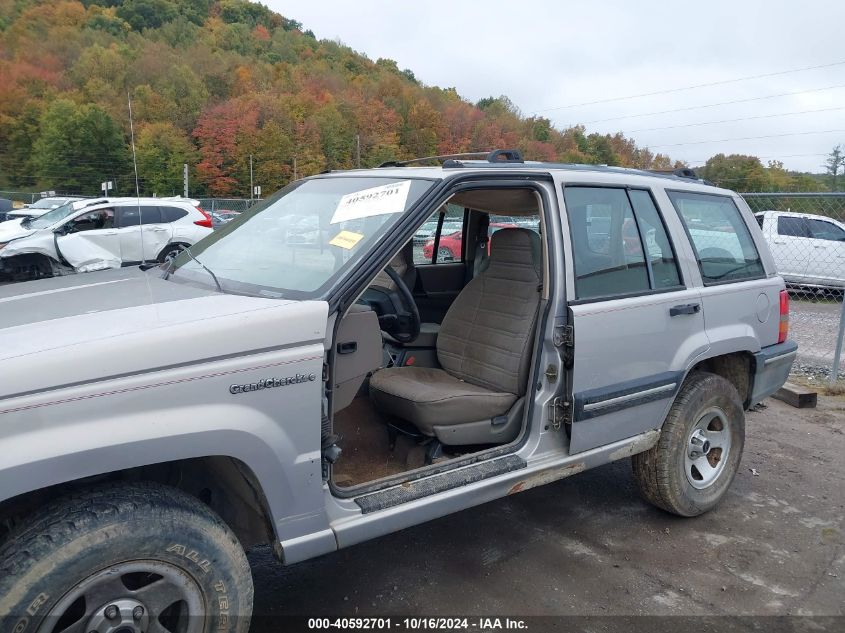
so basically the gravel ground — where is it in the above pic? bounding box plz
[247,396,844,628]
[789,297,843,372]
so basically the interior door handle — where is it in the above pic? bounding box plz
[670,303,701,317]
[336,341,357,355]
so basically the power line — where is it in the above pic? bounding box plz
[648,129,845,149]
[628,106,845,134]
[532,60,845,113]
[578,84,845,125]
[685,152,830,164]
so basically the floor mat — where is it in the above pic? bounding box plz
[332,397,425,488]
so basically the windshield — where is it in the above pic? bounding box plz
[29,202,80,229]
[29,198,65,209]
[169,176,433,298]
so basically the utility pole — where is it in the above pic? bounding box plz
[249,154,254,202]
[293,156,297,181]
[356,134,361,168]
[183,163,189,198]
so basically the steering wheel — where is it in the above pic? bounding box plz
[382,265,421,344]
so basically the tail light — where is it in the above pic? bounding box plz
[778,289,789,344]
[194,207,213,228]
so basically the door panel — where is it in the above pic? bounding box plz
[563,185,708,454]
[804,218,845,286]
[56,229,122,272]
[413,262,466,323]
[766,215,810,281]
[117,205,174,263]
[568,290,709,453]
[118,225,173,263]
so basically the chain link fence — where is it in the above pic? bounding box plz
[4,186,845,379]
[741,193,845,379]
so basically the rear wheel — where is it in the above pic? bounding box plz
[0,482,253,633]
[158,243,187,263]
[632,372,745,516]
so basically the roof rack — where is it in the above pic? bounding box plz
[647,167,700,180]
[378,149,524,168]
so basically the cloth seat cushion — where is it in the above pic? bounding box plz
[369,366,516,435]
[369,228,541,440]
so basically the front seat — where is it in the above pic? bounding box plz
[369,228,542,446]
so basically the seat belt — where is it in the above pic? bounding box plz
[472,214,490,278]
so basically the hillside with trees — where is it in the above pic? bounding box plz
[0,0,835,197]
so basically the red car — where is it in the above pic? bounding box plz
[423,222,517,261]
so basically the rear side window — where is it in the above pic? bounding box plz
[668,191,765,285]
[627,190,681,289]
[161,206,188,223]
[564,186,682,300]
[118,205,163,227]
[807,218,845,242]
[777,216,809,237]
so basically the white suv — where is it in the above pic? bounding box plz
[0,197,213,281]
[755,210,845,290]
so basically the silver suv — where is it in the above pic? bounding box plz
[0,150,796,631]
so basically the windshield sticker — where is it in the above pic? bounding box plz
[329,180,412,224]
[329,230,365,249]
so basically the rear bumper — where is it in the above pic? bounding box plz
[749,340,798,406]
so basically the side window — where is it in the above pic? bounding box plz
[412,203,465,264]
[628,190,681,289]
[807,218,845,242]
[777,216,809,238]
[564,187,650,300]
[490,214,540,235]
[66,209,114,233]
[668,191,765,285]
[565,187,684,300]
[161,206,188,223]
[755,214,764,229]
[118,205,163,228]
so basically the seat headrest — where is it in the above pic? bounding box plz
[487,228,542,278]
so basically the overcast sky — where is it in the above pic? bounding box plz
[266,0,844,174]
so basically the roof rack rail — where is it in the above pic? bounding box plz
[378,148,524,168]
[647,167,700,180]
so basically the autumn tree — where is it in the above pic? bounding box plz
[135,122,198,195]
[826,145,843,191]
[700,154,769,191]
[30,99,131,194]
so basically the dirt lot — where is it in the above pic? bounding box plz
[247,396,844,627]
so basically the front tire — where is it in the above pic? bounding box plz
[437,246,454,262]
[632,372,745,517]
[0,482,253,633]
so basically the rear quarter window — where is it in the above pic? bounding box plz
[668,191,765,285]
[161,206,189,222]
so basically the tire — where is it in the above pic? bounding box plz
[437,247,454,262]
[0,482,253,633]
[632,371,745,517]
[158,243,187,263]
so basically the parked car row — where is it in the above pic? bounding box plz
[0,196,213,281]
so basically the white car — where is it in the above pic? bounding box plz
[0,197,213,281]
[755,210,845,290]
[6,196,82,220]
